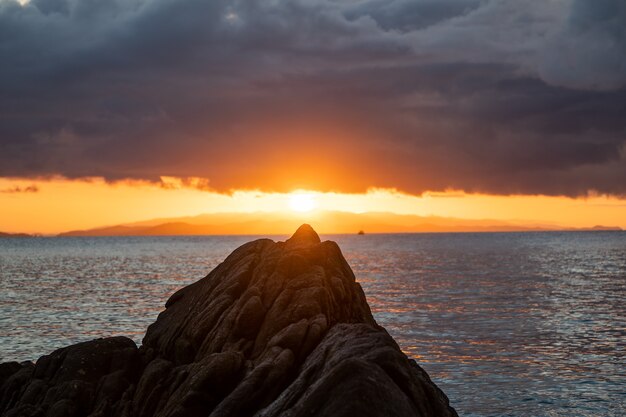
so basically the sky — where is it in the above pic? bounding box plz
[0,0,625,233]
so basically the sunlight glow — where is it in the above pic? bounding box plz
[1,177,625,234]
[289,192,318,212]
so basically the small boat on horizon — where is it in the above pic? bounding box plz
[357,230,365,235]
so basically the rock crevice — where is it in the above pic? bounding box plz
[0,225,458,417]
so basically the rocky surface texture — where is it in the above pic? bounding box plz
[0,225,458,417]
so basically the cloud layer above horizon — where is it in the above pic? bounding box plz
[1,0,625,196]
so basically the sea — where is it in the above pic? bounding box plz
[1,232,624,416]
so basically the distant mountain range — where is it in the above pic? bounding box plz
[0,232,33,238]
[55,211,622,236]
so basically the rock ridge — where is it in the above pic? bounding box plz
[0,224,458,417]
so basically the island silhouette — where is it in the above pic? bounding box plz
[54,211,622,237]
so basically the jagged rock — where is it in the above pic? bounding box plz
[0,225,458,417]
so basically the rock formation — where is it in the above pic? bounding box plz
[0,225,458,417]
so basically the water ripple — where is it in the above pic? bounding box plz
[1,232,624,416]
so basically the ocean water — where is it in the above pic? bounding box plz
[0,232,624,416]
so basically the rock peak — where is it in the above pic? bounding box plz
[0,230,458,417]
[287,223,321,245]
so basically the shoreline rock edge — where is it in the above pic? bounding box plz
[0,225,458,417]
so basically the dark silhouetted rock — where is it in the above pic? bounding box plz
[0,225,458,417]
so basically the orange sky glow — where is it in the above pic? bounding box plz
[1,177,624,235]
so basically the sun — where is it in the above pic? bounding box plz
[289,192,318,212]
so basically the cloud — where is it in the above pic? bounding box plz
[158,176,212,192]
[539,0,626,91]
[1,184,39,193]
[0,0,624,197]
[343,0,485,31]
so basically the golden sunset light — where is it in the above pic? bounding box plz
[1,177,624,235]
[288,192,318,213]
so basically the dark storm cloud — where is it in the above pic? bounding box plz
[540,0,626,91]
[0,0,625,196]
[343,0,485,31]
